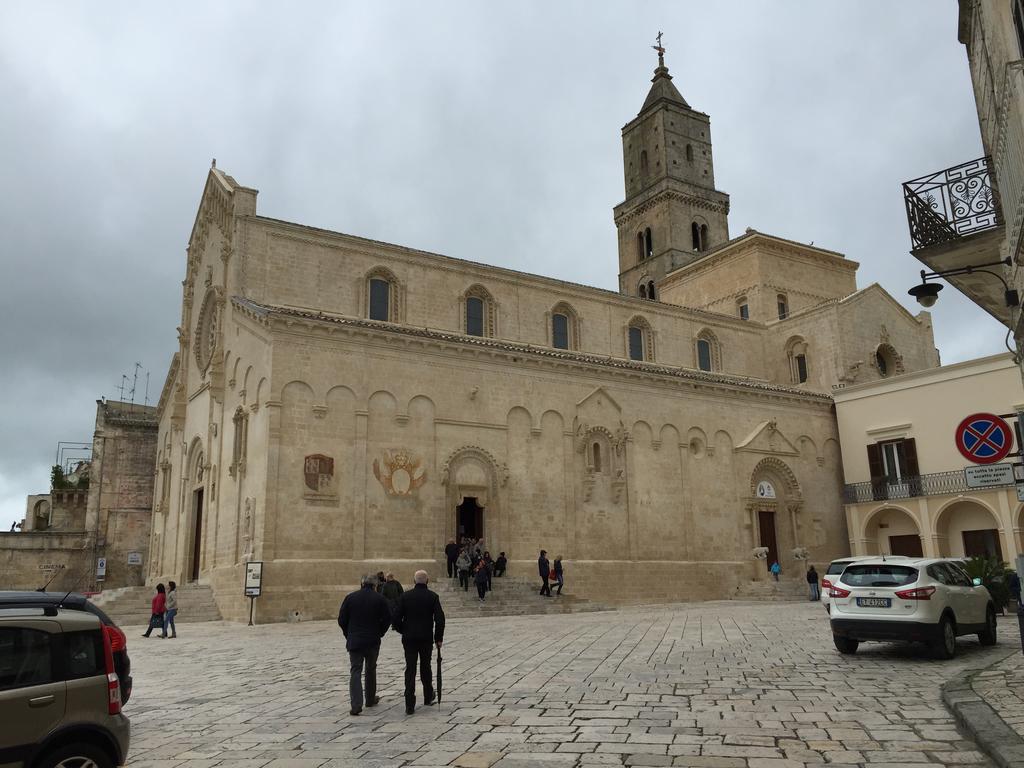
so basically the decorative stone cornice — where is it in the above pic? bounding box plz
[233,296,835,408]
[614,187,730,227]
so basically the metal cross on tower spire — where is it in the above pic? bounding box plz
[652,31,665,68]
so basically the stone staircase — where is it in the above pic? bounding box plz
[89,584,222,627]
[430,570,607,618]
[732,577,808,602]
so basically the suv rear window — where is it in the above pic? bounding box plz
[841,565,918,587]
[826,561,854,575]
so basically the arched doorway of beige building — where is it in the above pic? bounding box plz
[861,506,923,556]
[443,446,503,549]
[747,457,803,579]
[185,442,207,582]
[933,498,1004,560]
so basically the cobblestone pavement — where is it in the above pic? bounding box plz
[123,600,1015,768]
[971,647,1024,741]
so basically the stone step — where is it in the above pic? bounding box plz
[732,578,807,602]
[91,584,222,625]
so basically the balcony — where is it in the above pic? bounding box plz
[842,468,1015,505]
[903,156,1009,325]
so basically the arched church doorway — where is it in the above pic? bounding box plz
[457,497,484,541]
[187,446,206,582]
[757,509,778,572]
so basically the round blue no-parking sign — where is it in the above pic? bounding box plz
[955,412,1013,464]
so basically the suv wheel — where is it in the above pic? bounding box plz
[833,634,858,655]
[931,615,957,660]
[38,741,113,768]
[978,607,998,646]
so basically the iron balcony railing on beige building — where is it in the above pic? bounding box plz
[842,468,1016,504]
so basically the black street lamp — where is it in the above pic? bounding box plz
[907,256,1019,309]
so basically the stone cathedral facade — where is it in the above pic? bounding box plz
[148,56,940,621]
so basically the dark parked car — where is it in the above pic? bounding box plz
[0,592,131,704]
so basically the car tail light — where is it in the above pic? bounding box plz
[895,586,935,600]
[821,578,833,590]
[829,586,850,598]
[103,624,126,653]
[102,625,122,715]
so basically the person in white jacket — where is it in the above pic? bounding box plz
[164,581,179,638]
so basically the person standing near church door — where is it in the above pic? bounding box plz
[538,550,551,597]
[456,548,471,592]
[444,539,458,578]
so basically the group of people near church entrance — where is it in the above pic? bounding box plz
[769,561,826,603]
[443,538,507,602]
[141,581,179,639]
[538,550,564,597]
[337,569,444,717]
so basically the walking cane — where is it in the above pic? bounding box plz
[436,647,443,708]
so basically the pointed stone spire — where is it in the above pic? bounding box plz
[641,32,689,113]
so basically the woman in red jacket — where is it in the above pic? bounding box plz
[142,583,167,638]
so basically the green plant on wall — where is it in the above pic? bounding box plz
[962,556,1013,612]
[50,465,71,490]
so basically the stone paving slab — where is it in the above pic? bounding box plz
[941,622,1024,768]
[121,600,1015,767]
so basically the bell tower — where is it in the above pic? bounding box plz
[614,38,730,298]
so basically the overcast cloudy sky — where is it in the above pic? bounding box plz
[0,2,1005,530]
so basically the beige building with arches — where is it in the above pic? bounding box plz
[147,54,941,621]
[836,353,1024,563]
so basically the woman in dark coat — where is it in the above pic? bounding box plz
[381,572,404,615]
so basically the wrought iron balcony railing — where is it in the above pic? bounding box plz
[843,468,1015,504]
[903,156,1002,250]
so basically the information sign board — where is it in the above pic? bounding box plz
[127,552,143,565]
[964,462,1015,489]
[244,561,263,597]
[96,557,107,580]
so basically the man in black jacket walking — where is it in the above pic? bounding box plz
[338,575,392,716]
[538,550,551,597]
[393,569,445,714]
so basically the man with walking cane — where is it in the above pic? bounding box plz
[393,569,445,715]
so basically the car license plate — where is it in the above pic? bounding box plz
[856,597,891,608]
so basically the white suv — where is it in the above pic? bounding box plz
[820,556,878,613]
[829,558,997,659]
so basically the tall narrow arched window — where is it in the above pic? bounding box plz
[626,316,653,362]
[369,278,390,321]
[644,227,653,258]
[737,297,749,320]
[647,281,656,301]
[466,297,484,336]
[628,326,644,360]
[695,329,721,372]
[697,339,712,371]
[593,442,602,472]
[552,313,569,350]
[638,284,647,300]
[548,302,579,350]
[686,143,694,162]
[692,222,701,251]
[364,266,404,323]
[700,224,709,251]
[640,150,649,174]
[785,336,809,384]
[462,284,497,337]
[777,293,789,320]
[636,232,644,262]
